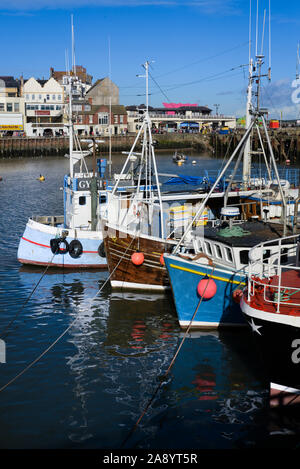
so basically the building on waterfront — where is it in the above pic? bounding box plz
[22,77,65,136]
[85,77,119,106]
[0,76,25,135]
[73,101,127,136]
[50,65,93,101]
[126,104,236,133]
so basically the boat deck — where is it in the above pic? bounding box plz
[249,269,300,315]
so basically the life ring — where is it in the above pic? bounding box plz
[69,239,83,258]
[50,237,69,255]
[98,241,106,258]
[133,202,142,218]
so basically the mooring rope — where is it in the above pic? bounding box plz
[121,265,216,447]
[0,233,137,394]
[0,252,57,340]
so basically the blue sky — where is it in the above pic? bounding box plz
[1,0,300,119]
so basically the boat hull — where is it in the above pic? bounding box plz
[103,225,175,290]
[164,254,247,329]
[18,218,107,269]
[241,296,300,407]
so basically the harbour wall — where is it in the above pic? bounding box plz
[1,129,300,164]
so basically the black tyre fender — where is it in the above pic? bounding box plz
[69,239,83,259]
[50,237,69,255]
[98,241,106,258]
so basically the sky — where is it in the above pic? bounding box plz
[1,0,300,119]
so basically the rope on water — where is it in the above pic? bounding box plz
[121,265,216,448]
[0,252,57,340]
[0,233,137,394]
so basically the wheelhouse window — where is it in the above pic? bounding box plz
[214,244,223,259]
[239,249,249,265]
[224,246,233,263]
[204,241,212,256]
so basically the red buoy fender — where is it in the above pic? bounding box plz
[197,278,217,299]
[131,252,144,265]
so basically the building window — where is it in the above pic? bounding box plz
[58,95,62,101]
[98,113,108,125]
[114,115,118,124]
[0,103,4,111]
[6,103,13,112]
[39,94,42,100]
[25,94,29,100]
[89,115,93,124]
[120,115,124,123]
[14,103,20,112]
[52,95,56,100]
[79,196,86,205]
[46,94,50,100]
[32,94,35,100]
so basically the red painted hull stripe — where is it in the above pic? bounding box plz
[21,236,98,253]
[18,258,106,268]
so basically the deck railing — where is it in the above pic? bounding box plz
[247,234,300,312]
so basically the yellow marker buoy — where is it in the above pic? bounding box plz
[38,175,45,181]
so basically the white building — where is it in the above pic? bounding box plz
[23,77,65,136]
[0,76,25,135]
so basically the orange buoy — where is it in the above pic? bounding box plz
[159,253,165,265]
[232,289,243,304]
[131,251,144,265]
[197,278,217,300]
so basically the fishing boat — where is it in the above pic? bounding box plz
[17,71,111,269]
[164,50,300,329]
[102,61,273,291]
[240,234,300,408]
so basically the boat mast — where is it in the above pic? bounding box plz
[242,58,253,190]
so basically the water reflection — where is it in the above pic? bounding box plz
[8,267,299,448]
[0,152,299,448]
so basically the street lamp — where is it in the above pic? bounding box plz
[214,104,220,116]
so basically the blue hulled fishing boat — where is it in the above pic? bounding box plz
[164,52,300,329]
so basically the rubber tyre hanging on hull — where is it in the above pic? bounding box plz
[50,238,69,255]
[69,239,83,259]
[98,242,106,258]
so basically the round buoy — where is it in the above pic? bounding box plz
[232,289,243,304]
[131,251,144,265]
[159,253,165,265]
[197,278,217,300]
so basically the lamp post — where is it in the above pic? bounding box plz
[213,104,220,116]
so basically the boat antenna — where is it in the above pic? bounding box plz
[268,0,271,80]
[71,14,76,77]
[297,42,300,80]
[260,9,266,57]
[108,36,112,179]
[255,0,259,57]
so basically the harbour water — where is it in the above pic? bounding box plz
[0,152,299,451]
